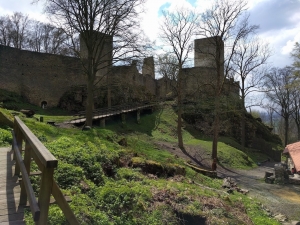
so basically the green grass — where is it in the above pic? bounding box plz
[0,101,281,225]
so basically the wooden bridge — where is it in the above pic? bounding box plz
[0,117,79,224]
[68,102,158,125]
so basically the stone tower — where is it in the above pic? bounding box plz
[80,31,113,78]
[194,36,224,75]
[142,57,155,79]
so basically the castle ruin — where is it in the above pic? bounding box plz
[0,36,238,110]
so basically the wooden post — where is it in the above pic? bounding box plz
[121,113,126,127]
[137,110,141,124]
[20,140,32,205]
[37,167,54,225]
[14,120,22,176]
[100,119,105,128]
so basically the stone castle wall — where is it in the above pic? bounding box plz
[0,36,239,110]
[0,45,85,107]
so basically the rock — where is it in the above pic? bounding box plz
[227,188,234,194]
[82,126,92,131]
[222,177,248,194]
[239,189,249,195]
[20,109,35,117]
[265,176,275,184]
[274,213,287,222]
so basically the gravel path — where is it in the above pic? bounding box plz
[155,141,300,223]
[217,162,300,221]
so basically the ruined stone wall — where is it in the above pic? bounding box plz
[0,45,85,107]
[142,57,155,79]
[194,37,224,75]
[80,32,113,78]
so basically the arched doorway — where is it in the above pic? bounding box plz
[41,101,47,109]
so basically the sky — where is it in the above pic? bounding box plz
[0,0,299,68]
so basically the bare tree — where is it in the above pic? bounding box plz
[291,42,300,77]
[291,89,300,140]
[0,15,12,46]
[197,0,258,159]
[159,8,199,149]
[290,43,300,140]
[42,0,146,126]
[231,37,271,150]
[9,12,30,49]
[157,53,178,81]
[264,67,295,146]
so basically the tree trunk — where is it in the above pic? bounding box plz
[241,110,246,151]
[107,73,111,108]
[241,84,246,151]
[177,69,184,149]
[284,116,289,146]
[86,77,94,127]
[297,124,300,141]
[212,95,220,159]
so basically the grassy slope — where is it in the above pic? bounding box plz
[0,104,279,225]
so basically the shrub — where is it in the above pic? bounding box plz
[0,128,12,147]
[54,162,84,189]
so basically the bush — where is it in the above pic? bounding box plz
[0,128,12,147]
[54,162,84,189]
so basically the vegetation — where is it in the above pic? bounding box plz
[0,100,282,224]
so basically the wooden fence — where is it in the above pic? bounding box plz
[12,116,79,225]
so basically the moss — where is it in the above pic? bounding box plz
[131,157,185,177]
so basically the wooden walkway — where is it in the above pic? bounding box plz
[0,147,25,225]
[69,103,157,124]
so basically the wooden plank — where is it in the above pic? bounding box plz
[52,181,80,225]
[14,117,57,168]
[0,147,25,224]
[37,167,54,225]
[0,220,26,225]
[20,140,32,205]
[12,132,40,222]
[0,213,24,222]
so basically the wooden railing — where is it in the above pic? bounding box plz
[11,116,80,225]
[75,101,157,117]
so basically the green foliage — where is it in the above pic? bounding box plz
[54,162,84,189]
[0,127,12,147]
[93,181,152,224]
[19,102,281,224]
[116,167,144,181]
[241,197,281,225]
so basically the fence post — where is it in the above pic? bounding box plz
[100,119,105,128]
[137,110,141,124]
[20,140,32,205]
[13,119,22,176]
[121,113,126,127]
[37,167,54,225]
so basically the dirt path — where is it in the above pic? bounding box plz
[155,141,300,222]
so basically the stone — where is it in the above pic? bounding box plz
[82,126,92,131]
[273,213,287,222]
[20,109,35,117]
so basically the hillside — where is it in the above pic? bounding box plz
[0,103,281,225]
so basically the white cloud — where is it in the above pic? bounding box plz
[281,31,300,55]
[0,0,48,22]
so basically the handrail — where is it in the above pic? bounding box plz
[74,101,158,119]
[12,116,80,225]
